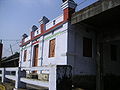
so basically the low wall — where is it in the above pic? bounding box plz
[0,65,72,90]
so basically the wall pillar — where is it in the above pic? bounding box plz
[3,68,10,82]
[96,42,104,90]
[49,65,72,90]
[15,67,26,89]
[39,16,49,34]
[61,0,77,21]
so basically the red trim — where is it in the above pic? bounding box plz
[20,20,67,47]
[40,24,44,33]
[33,21,64,40]
[32,41,40,45]
[63,8,75,21]
[21,38,24,45]
[20,40,31,47]
[20,4,76,47]
[45,21,64,33]
[31,31,34,39]
[64,8,69,21]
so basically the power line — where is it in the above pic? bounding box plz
[4,47,12,53]
[0,39,20,41]
[10,44,13,55]
[1,39,20,57]
[11,41,20,47]
[77,0,88,6]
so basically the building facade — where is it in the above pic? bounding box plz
[19,0,96,76]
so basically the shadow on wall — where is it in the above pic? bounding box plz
[104,74,120,90]
[72,75,96,90]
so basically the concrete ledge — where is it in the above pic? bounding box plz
[0,68,4,71]
[20,78,49,88]
[71,0,120,24]
[5,67,18,71]
[5,75,16,81]
[21,66,50,71]
[0,74,2,77]
[38,74,49,81]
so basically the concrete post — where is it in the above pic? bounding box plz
[49,65,72,90]
[3,68,9,82]
[96,42,104,90]
[15,67,26,89]
[1,68,4,83]
[49,65,56,90]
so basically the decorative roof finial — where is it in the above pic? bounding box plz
[39,16,49,25]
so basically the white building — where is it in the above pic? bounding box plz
[19,0,96,76]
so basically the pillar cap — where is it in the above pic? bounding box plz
[22,34,28,39]
[61,0,77,10]
[31,25,38,32]
[39,16,49,25]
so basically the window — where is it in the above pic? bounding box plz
[49,39,55,58]
[111,45,117,61]
[33,45,39,66]
[53,20,56,25]
[23,50,27,62]
[83,37,92,57]
[37,30,39,34]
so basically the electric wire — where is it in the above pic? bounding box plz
[77,0,88,6]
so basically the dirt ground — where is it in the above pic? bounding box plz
[0,82,48,90]
[0,83,85,90]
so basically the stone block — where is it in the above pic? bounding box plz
[38,74,49,81]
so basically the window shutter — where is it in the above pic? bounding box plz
[49,39,55,57]
[24,50,27,61]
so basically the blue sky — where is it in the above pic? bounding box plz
[0,0,97,57]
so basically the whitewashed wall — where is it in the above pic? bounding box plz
[42,23,68,65]
[34,28,41,36]
[20,23,68,69]
[103,41,120,75]
[24,36,30,42]
[21,43,31,67]
[67,25,96,75]
[46,14,63,30]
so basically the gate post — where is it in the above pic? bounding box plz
[15,67,26,89]
[3,68,9,82]
[1,68,4,83]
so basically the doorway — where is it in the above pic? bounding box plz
[33,44,39,67]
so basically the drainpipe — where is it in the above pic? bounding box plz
[30,42,33,68]
[40,36,44,66]
[19,48,22,67]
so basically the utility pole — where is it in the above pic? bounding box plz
[10,44,13,55]
[0,40,3,67]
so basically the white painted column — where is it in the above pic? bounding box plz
[3,68,9,82]
[15,67,26,89]
[49,65,56,90]
[1,68,4,83]
[49,65,72,90]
